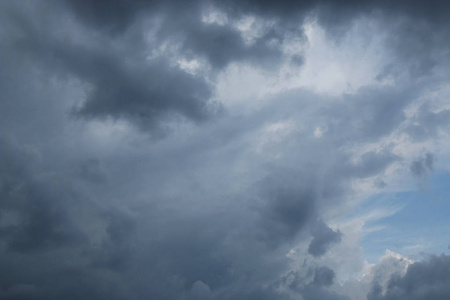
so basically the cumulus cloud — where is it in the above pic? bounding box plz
[1,0,450,300]
[368,254,450,300]
[308,220,342,257]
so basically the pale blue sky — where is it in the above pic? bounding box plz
[360,170,450,263]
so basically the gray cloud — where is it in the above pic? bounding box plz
[2,6,215,135]
[257,173,317,247]
[0,136,140,299]
[3,0,447,134]
[313,266,336,286]
[221,0,450,82]
[368,254,450,300]
[405,105,450,141]
[0,137,84,254]
[279,265,349,300]
[308,220,342,257]
[182,22,283,69]
[410,152,435,178]
[64,0,289,69]
[1,0,450,300]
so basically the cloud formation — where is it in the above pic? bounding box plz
[410,152,435,178]
[368,254,450,300]
[308,220,342,257]
[1,0,450,300]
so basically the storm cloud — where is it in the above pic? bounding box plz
[368,254,450,300]
[1,0,450,299]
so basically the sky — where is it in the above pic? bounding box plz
[1,1,450,299]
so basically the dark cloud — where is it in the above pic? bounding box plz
[279,266,348,300]
[77,158,108,184]
[405,105,450,141]
[64,0,450,35]
[221,0,450,80]
[182,23,283,69]
[218,0,450,24]
[308,220,342,257]
[368,254,450,300]
[410,152,435,178]
[3,0,448,134]
[71,56,214,132]
[1,0,216,135]
[15,25,213,134]
[63,0,154,34]
[313,266,336,286]
[63,0,204,35]
[349,151,400,179]
[64,0,289,69]
[1,0,450,300]
[0,0,307,135]
[255,170,318,247]
[0,138,84,254]
[322,86,416,143]
[62,0,450,75]
[301,285,350,300]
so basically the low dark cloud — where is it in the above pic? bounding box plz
[406,105,450,141]
[3,0,448,134]
[0,136,140,299]
[279,265,349,300]
[2,0,450,299]
[3,6,215,134]
[64,0,290,70]
[308,220,342,257]
[322,86,417,143]
[258,175,317,247]
[217,0,450,39]
[368,254,450,300]
[0,137,84,254]
[410,152,435,178]
[182,23,283,69]
[313,266,336,286]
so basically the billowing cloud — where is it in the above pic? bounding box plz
[1,0,450,300]
[308,220,342,257]
[368,254,450,300]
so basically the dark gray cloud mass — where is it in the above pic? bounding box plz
[308,219,342,257]
[368,254,450,300]
[278,265,349,300]
[1,0,450,299]
[1,0,216,135]
[410,152,435,178]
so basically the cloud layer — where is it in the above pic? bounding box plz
[1,1,450,299]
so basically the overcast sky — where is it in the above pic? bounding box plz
[2,1,450,299]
